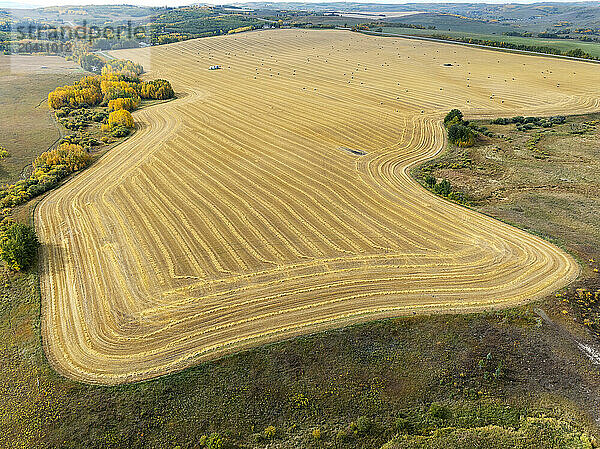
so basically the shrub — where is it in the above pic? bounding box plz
[447,191,466,203]
[205,433,223,449]
[336,429,348,442]
[0,223,39,271]
[447,123,476,147]
[111,126,130,138]
[108,109,135,129]
[395,416,413,433]
[35,143,91,173]
[92,111,108,122]
[433,179,452,196]
[356,416,373,435]
[312,428,322,440]
[54,108,69,118]
[424,174,436,188]
[0,146,9,159]
[428,402,452,420]
[264,425,276,439]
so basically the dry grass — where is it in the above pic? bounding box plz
[0,55,82,183]
[35,29,600,384]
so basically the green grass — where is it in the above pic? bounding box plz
[413,112,600,338]
[381,27,600,59]
[384,414,596,448]
[0,258,597,448]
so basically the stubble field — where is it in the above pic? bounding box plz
[35,29,600,384]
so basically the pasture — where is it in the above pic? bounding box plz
[0,55,82,183]
[36,29,600,384]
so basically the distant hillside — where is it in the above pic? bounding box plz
[242,2,600,31]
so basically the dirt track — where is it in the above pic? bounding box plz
[36,30,600,384]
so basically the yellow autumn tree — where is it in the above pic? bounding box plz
[34,143,91,172]
[101,59,143,78]
[108,97,139,112]
[139,79,175,100]
[108,109,135,129]
[100,74,140,103]
[47,76,102,109]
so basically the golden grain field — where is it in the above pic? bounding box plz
[36,29,600,384]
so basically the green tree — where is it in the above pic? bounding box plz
[424,174,437,188]
[444,109,463,127]
[0,223,39,271]
[433,179,452,196]
[447,123,476,147]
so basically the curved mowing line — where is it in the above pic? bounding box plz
[36,29,598,384]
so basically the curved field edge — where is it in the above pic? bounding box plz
[36,29,596,384]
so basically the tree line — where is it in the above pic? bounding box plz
[48,58,174,138]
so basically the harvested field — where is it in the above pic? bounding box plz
[36,29,600,384]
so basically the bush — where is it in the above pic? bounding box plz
[433,179,452,196]
[111,126,131,138]
[205,433,223,449]
[263,425,276,439]
[108,109,135,129]
[428,402,452,420]
[424,174,436,188]
[92,111,108,122]
[0,223,39,271]
[356,415,374,435]
[395,416,413,433]
[312,428,322,440]
[447,123,476,147]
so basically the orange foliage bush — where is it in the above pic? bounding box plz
[34,143,91,172]
[108,109,135,129]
